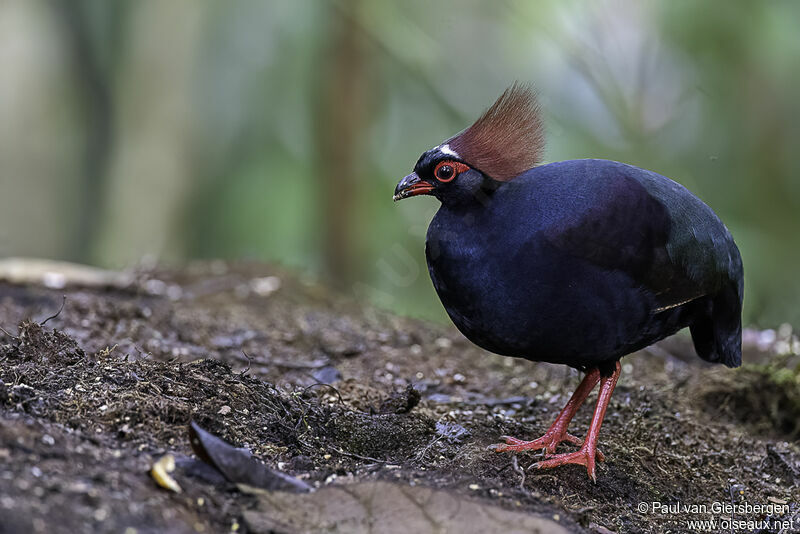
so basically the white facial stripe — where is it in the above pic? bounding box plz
[438,144,460,158]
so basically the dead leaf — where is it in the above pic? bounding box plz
[188,421,311,493]
[242,480,571,534]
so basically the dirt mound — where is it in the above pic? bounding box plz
[700,362,800,440]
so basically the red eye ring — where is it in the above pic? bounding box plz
[434,160,470,182]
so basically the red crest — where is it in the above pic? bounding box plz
[448,83,544,182]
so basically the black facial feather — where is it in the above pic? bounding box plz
[448,83,544,182]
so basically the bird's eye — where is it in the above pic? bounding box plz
[434,162,456,182]
[437,165,454,180]
[433,160,470,183]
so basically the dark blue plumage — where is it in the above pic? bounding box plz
[393,85,743,480]
[425,159,742,375]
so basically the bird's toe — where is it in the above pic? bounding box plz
[534,447,599,481]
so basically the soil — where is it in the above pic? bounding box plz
[0,261,798,533]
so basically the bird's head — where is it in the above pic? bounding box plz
[394,83,544,207]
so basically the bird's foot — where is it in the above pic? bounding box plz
[533,444,601,483]
[493,433,605,461]
[493,431,579,454]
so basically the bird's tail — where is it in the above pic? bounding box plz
[689,281,743,368]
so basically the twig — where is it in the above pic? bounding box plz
[414,435,444,463]
[334,447,387,464]
[239,350,252,376]
[511,456,526,491]
[40,295,66,326]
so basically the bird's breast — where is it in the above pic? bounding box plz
[424,202,662,363]
[425,210,546,356]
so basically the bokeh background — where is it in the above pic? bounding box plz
[1,0,799,327]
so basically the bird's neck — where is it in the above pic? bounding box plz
[439,179,504,211]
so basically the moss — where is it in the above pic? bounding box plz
[702,360,800,439]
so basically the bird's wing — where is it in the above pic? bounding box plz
[543,172,727,313]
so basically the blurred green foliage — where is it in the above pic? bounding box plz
[0,0,798,327]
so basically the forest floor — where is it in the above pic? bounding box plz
[0,260,798,534]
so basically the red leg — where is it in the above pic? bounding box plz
[495,368,603,458]
[533,361,621,482]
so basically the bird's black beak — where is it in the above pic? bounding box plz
[393,172,434,202]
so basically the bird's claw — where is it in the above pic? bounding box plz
[494,432,603,460]
[541,443,605,462]
[534,446,599,482]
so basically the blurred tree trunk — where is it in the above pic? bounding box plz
[315,0,371,287]
[93,0,204,266]
[52,1,128,263]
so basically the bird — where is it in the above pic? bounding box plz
[393,84,743,481]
